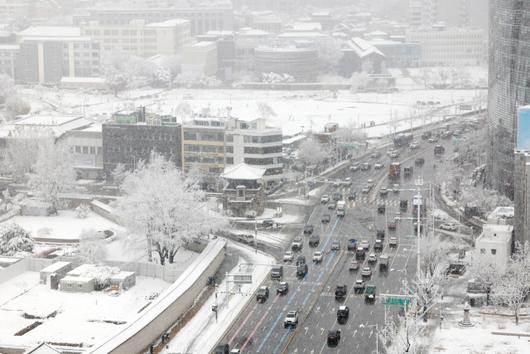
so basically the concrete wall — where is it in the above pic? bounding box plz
[88,239,226,354]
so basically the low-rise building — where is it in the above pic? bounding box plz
[40,261,72,286]
[225,118,283,183]
[254,45,319,82]
[221,163,266,217]
[370,39,420,68]
[474,223,513,275]
[181,41,218,77]
[182,117,225,175]
[339,37,386,77]
[60,275,95,293]
[64,124,103,180]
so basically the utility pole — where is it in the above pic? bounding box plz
[416,193,422,280]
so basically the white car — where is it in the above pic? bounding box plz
[283,250,294,262]
[313,251,324,263]
[374,163,384,170]
[367,253,377,263]
[284,310,299,328]
[321,194,330,203]
[439,223,458,232]
[343,177,352,186]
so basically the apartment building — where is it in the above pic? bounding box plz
[225,118,283,183]
[78,6,234,36]
[182,117,225,174]
[407,26,486,66]
[15,26,100,83]
[80,19,191,57]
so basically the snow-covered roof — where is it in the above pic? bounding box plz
[18,26,81,38]
[110,271,136,281]
[146,19,189,27]
[285,22,322,32]
[67,264,97,277]
[278,31,325,39]
[221,163,266,180]
[283,134,306,145]
[26,343,61,354]
[61,275,95,283]
[345,37,385,58]
[41,261,71,273]
[0,44,19,50]
[14,115,84,127]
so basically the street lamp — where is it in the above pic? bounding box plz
[359,323,379,354]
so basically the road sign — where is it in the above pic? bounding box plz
[379,294,411,306]
[232,273,252,284]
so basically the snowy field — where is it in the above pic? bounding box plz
[162,241,275,353]
[430,309,530,354]
[20,86,486,138]
[4,210,123,241]
[0,271,170,348]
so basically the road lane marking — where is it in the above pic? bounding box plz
[240,293,281,351]
[228,302,257,345]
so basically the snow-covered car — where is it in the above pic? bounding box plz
[379,188,388,196]
[360,240,370,250]
[367,253,377,263]
[313,251,324,263]
[409,142,420,150]
[277,281,289,295]
[439,223,458,232]
[321,195,330,203]
[353,279,365,293]
[350,163,360,172]
[283,250,294,262]
[343,177,352,186]
[389,237,398,248]
[361,186,371,194]
[291,237,303,251]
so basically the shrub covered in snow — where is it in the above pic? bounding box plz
[0,223,33,256]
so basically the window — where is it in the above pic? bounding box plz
[491,249,497,255]
[90,147,95,154]
[480,248,486,254]
[75,146,81,153]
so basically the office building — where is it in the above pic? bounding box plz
[181,42,218,78]
[254,45,319,82]
[488,0,530,198]
[0,44,18,78]
[197,31,236,80]
[182,117,226,175]
[407,26,486,66]
[78,6,234,36]
[514,151,530,246]
[15,26,100,83]
[64,124,103,180]
[102,108,182,176]
[371,39,420,68]
[232,0,299,13]
[235,28,271,70]
[80,19,191,57]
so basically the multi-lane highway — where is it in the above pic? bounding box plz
[219,127,461,354]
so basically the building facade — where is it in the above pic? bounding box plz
[408,0,436,28]
[514,151,530,246]
[0,44,18,78]
[182,117,225,174]
[407,27,486,66]
[225,118,283,183]
[371,39,420,68]
[64,124,103,180]
[474,223,513,275]
[181,41,218,77]
[80,19,191,57]
[488,0,530,198]
[254,46,319,82]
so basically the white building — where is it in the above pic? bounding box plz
[80,19,191,57]
[181,41,218,77]
[406,26,486,66]
[474,223,513,275]
[225,118,283,183]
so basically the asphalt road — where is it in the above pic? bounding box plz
[219,127,464,354]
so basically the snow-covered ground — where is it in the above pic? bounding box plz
[229,207,304,225]
[4,210,123,241]
[430,307,530,354]
[20,86,486,138]
[162,241,275,354]
[0,271,170,348]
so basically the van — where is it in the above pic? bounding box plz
[336,201,346,217]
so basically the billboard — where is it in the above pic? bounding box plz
[517,106,530,150]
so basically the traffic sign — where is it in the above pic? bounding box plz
[379,294,411,306]
[232,273,252,284]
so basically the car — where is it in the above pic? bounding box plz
[371,152,381,159]
[213,344,230,354]
[379,254,389,271]
[328,201,337,210]
[321,214,331,223]
[284,310,298,328]
[387,221,397,231]
[335,285,347,300]
[361,267,372,278]
[379,188,388,196]
[367,178,374,186]
[321,194,330,203]
[376,230,385,239]
[337,305,350,324]
[296,255,306,266]
[374,162,384,170]
[348,192,357,201]
[350,163,360,172]
[309,234,320,247]
[374,239,384,252]
[365,285,377,303]
[343,177,352,186]
[361,186,371,194]
[256,286,269,303]
[361,162,371,171]
[377,204,386,214]
[409,142,419,150]
[353,279,365,293]
[415,157,425,167]
[291,237,303,251]
[230,349,241,354]
[296,263,308,277]
[428,137,437,143]
[271,266,283,280]
[303,224,314,235]
[440,223,458,232]
[313,251,324,263]
[347,238,357,251]
[389,237,398,248]
[332,180,341,188]
[389,151,399,159]
[349,258,360,271]
[392,184,400,193]
[331,240,340,251]
[283,251,294,262]
[400,200,408,211]
[332,192,342,201]
[327,329,341,346]
[360,240,370,250]
[277,281,289,295]
[421,131,432,140]
[367,253,377,263]
[356,246,366,260]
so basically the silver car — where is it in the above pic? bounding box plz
[361,267,372,277]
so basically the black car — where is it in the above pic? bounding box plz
[335,285,347,301]
[309,234,320,247]
[303,224,314,235]
[296,263,308,278]
[415,157,425,167]
[321,214,331,223]
[327,329,341,346]
[332,192,342,201]
[256,286,269,303]
[296,255,306,266]
[376,230,385,239]
[377,204,386,214]
[277,281,289,295]
[337,306,349,324]
[347,238,357,251]
[348,192,357,201]
[213,344,230,354]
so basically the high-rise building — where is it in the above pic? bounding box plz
[408,0,436,28]
[487,1,530,198]
[514,150,530,246]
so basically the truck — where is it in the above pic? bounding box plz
[379,254,389,272]
[335,285,347,301]
[389,162,401,180]
[271,266,283,280]
[393,133,413,148]
[347,238,357,251]
[336,200,346,217]
[404,166,413,178]
[296,263,308,278]
[256,286,269,303]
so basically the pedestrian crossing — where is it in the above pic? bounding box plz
[357,198,401,207]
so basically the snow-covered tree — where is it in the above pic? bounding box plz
[380,311,421,354]
[261,72,295,84]
[5,95,31,118]
[0,223,33,256]
[492,243,530,325]
[256,102,277,119]
[78,228,107,263]
[297,138,330,167]
[111,163,127,187]
[420,234,450,277]
[115,153,225,265]
[151,65,172,88]
[105,68,130,96]
[0,74,15,104]
[76,203,90,219]
[175,101,192,118]
[350,71,371,93]
[316,37,343,73]
[28,140,76,208]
